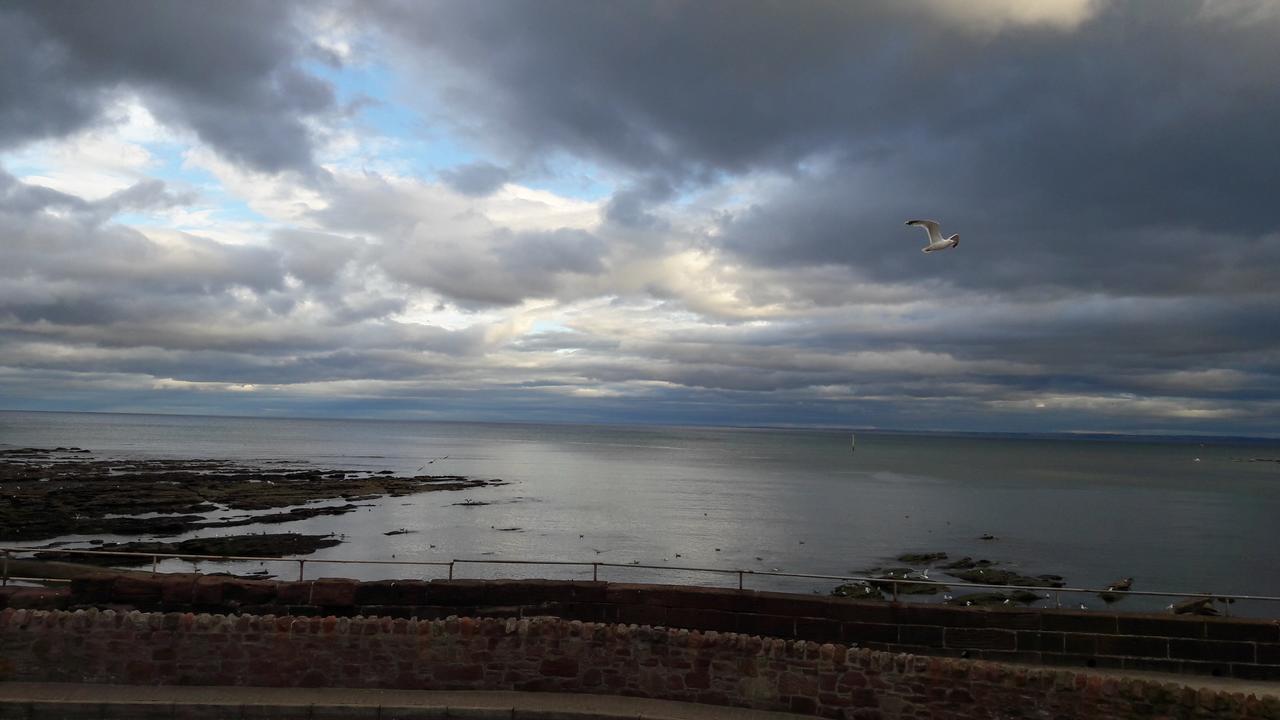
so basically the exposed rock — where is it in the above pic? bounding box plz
[1099,577,1133,603]
[33,533,343,567]
[1,450,504,542]
[945,590,1042,607]
[939,556,996,570]
[865,567,948,595]
[1171,597,1218,616]
[896,552,948,564]
[945,567,1065,588]
[831,582,885,600]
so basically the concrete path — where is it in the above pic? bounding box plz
[0,682,811,719]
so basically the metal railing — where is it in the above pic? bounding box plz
[5,546,1279,617]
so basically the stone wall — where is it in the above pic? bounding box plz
[1,607,1277,719]
[5,576,1280,681]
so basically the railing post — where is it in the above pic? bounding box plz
[738,571,743,590]
[152,555,159,574]
[2,550,8,587]
[448,561,454,580]
[892,581,899,602]
[297,559,306,582]
[1055,590,1061,608]
[593,563,598,582]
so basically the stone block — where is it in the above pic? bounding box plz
[841,622,899,645]
[424,579,489,605]
[752,591,841,618]
[220,579,277,607]
[983,609,1043,630]
[310,578,358,607]
[1094,635,1169,658]
[1016,631,1064,653]
[892,604,990,629]
[276,581,311,605]
[552,601,618,623]
[826,598,895,624]
[1040,610,1119,634]
[353,579,399,605]
[665,606,738,633]
[1116,615,1206,640]
[192,576,226,606]
[644,585,755,613]
[69,575,116,603]
[1227,663,1280,681]
[1169,638,1255,663]
[565,581,608,603]
[3,588,70,610]
[976,650,1042,664]
[1203,617,1280,642]
[111,576,164,604]
[734,612,794,639]
[387,580,430,605]
[160,574,198,604]
[617,603,667,626]
[601,582,649,605]
[1258,643,1280,665]
[944,627,1016,650]
[484,579,578,605]
[1120,657,1185,674]
[791,616,839,641]
[1040,653,1123,670]
[539,656,579,678]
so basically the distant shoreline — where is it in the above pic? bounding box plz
[3,408,1278,445]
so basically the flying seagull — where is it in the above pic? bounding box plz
[905,220,960,252]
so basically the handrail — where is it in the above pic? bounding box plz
[5,546,1279,616]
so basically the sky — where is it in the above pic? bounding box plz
[1,0,1278,435]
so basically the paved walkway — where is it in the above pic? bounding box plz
[0,682,810,719]
[1,673,1277,719]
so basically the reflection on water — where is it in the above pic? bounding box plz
[3,411,1279,615]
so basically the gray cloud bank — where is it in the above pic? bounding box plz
[0,1,335,173]
[1,0,1279,434]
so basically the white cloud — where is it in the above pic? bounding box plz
[919,0,1103,31]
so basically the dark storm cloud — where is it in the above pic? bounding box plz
[0,1,334,173]
[604,177,674,229]
[440,161,510,196]
[372,1,1280,284]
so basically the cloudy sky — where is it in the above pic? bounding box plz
[2,0,1278,435]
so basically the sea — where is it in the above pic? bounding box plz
[3,410,1279,616]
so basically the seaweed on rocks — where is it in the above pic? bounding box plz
[1,448,504,542]
[31,533,343,567]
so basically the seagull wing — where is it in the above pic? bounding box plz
[906,219,943,245]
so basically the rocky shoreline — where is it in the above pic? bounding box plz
[832,550,1228,616]
[0,447,505,558]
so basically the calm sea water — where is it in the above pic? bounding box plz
[3,411,1279,614]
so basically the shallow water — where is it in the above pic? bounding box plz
[3,411,1278,615]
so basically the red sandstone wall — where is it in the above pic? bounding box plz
[2,607,1277,719]
[6,576,1280,681]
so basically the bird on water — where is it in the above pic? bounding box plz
[905,219,960,252]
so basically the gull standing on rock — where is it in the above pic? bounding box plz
[905,220,960,252]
